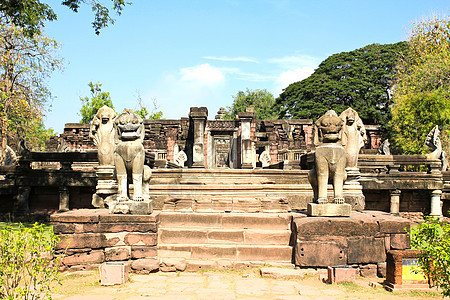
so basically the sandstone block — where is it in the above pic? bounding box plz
[237,245,292,262]
[158,213,221,227]
[98,222,157,233]
[244,230,291,245]
[100,262,130,286]
[159,229,207,244]
[130,258,160,274]
[191,245,237,260]
[185,260,217,272]
[390,233,411,250]
[222,214,290,230]
[260,267,305,279]
[124,233,157,246]
[207,230,244,243]
[348,237,386,264]
[295,240,346,267]
[105,246,131,261]
[62,250,104,266]
[359,264,378,277]
[68,264,100,272]
[51,210,101,223]
[377,262,387,278]
[160,258,187,272]
[328,266,357,283]
[131,246,157,259]
[307,203,351,217]
[58,233,106,250]
[379,217,410,234]
[99,213,158,223]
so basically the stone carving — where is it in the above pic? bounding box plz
[425,125,447,171]
[0,145,16,166]
[174,150,187,167]
[259,150,271,167]
[56,138,70,152]
[114,109,152,202]
[378,139,391,155]
[215,107,227,120]
[90,105,117,166]
[340,107,367,169]
[308,110,347,205]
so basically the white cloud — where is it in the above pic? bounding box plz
[203,56,258,63]
[268,55,321,68]
[180,63,225,84]
[274,66,315,94]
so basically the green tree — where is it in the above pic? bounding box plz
[411,216,450,297]
[275,42,408,124]
[79,81,114,123]
[0,0,129,36]
[134,92,163,120]
[0,14,61,158]
[224,89,278,120]
[389,15,450,154]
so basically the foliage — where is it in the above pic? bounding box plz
[275,42,408,124]
[79,81,114,123]
[0,0,129,36]
[135,92,163,120]
[389,15,450,154]
[411,216,450,297]
[224,88,278,120]
[0,15,61,154]
[0,223,62,299]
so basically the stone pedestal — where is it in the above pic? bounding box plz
[343,167,365,211]
[92,165,118,208]
[430,189,442,217]
[58,186,70,212]
[109,200,153,215]
[307,203,351,217]
[239,111,255,169]
[389,189,401,215]
[189,107,208,168]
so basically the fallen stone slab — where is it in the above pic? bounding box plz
[260,267,306,279]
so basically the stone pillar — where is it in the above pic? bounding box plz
[389,189,401,215]
[189,107,208,168]
[430,189,443,217]
[58,186,70,212]
[239,111,255,169]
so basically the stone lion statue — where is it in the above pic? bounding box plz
[114,109,151,201]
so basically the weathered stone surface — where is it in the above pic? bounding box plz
[294,213,379,237]
[378,216,410,234]
[130,258,159,274]
[53,223,100,234]
[222,214,291,230]
[390,233,411,250]
[328,266,357,283]
[98,222,157,233]
[359,264,378,277]
[159,213,221,227]
[191,245,237,260]
[131,246,157,259]
[244,230,291,245]
[208,230,244,243]
[377,262,387,278]
[237,245,292,262]
[99,261,130,286]
[160,258,187,272]
[159,229,207,244]
[124,233,157,246]
[347,237,386,264]
[104,246,131,261]
[109,200,153,215]
[260,267,305,279]
[62,250,104,266]
[51,209,102,223]
[185,260,217,272]
[295,239,347,267]
[58,233,106,250]
[99,213,158,223]
[307,203,351,217]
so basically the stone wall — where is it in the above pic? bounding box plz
[51,209,159,273]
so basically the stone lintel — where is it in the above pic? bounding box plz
[307,203,351,217]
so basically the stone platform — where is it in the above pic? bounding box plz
[51,209,412,275]
[293,210,411,276]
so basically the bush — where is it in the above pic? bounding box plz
[411,216,450,297]
[0,223,61,299]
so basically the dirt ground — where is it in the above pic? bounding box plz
[51,268,441,300]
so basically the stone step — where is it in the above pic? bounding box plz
[157,244,293,262]
[165,259,295,272]
[158,228,291,245]
[158,212,292,230]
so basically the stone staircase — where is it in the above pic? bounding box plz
[157,212,294,271]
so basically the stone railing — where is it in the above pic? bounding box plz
[358,154,442,174]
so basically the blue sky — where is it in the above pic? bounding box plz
[43,0,449,133]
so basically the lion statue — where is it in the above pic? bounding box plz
[114,109,151,201]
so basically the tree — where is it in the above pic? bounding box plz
[0,14,61,159]
[79,81,114,123]
[0,0,129,36]
[135,93,163,120]
[224,89,278,120]
[389,15,450,154]
[275,42,409,124]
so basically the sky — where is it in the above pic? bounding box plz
[42,0,449,133]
